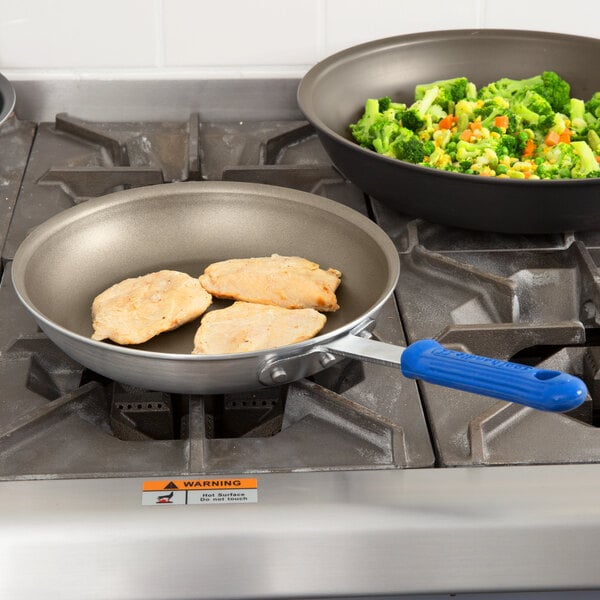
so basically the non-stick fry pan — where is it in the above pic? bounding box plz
[297,29,600,234]
[11,182,587,412]
[0,71,16,127]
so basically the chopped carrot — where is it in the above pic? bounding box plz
[559,129,572,143]
[469,120,482,132]
[544,130,560,146]
[596,155,600,163]
[438,115,457,130]
[460,129,472,141]
[494,115,509,129]
[522,139,536,158]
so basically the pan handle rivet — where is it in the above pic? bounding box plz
[270,367,289,384]
[319,352,337,368]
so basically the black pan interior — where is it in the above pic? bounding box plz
[14,182,399,355]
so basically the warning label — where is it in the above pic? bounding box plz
[142,478,258,506]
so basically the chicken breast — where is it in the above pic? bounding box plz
[91,270,212,345]
[192,301,327,354]
[198,254,342,312]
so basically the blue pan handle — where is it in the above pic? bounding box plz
[400,339,588,412]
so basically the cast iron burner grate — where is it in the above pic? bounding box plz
[0,114,434,479]
[9,109,600,477]
[0,326,426,478]
[372,202,600,466]
[0,115,35,269]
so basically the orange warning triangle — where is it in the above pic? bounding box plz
[163,481,179,490]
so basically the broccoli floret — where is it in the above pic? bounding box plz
[569,98,588,137]
[495,134,519,158]
[426,103,447,123]
[378,96,391,111]
[455,140,481,162]
[478,71,570,113]
[454,138,497,165]
[454,99,478,132]
[547,112,570,136]
[478,76,535,102]
[401,111,424,132]
[378,96,406,114]
[585,92,600,119]
[571,140,599,178]
[350,96,407,153]
[474,96,515,131]
[398,137,427,163]
[534,71,572,113]
[538,142,576,179]
[389,127,428,163]
[349,98,381,146]
[422,140,435,155]
[415,77,470,112]
[511,91,555,133]
[371,121,402,156]
[402,86,440,131]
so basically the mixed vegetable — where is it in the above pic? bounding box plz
[349,72,600,179]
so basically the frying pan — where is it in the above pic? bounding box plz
[0,71,16,126]
[297,29,600,234]
[11,181,587,412]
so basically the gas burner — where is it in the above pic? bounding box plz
[0,113,434,479]
[376,205,600,466]
[0,308,430,479]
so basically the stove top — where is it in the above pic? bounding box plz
[3,79,600,599]
[4,100,600,477]
[0,109,434,479]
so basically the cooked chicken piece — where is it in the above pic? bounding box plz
[91,270,212,345]
[192,301,327,354]
[198,254,342,312]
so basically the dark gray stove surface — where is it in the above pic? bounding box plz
[2,92,600,480]
[375,203,600,465]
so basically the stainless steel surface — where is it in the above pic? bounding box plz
[324,328,406,366]
[11,78,303,122]
[2,466,600,599]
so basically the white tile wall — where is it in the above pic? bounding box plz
[323,0,482,55]
[0,0,598,79]
[482,0,600,38]
[162,0,322,67]
[0,0,158,70]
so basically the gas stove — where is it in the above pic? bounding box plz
[2,79,600,600]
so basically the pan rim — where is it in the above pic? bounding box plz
[11,180,400,362]
[297,27,600,189]
[0,72,16,126]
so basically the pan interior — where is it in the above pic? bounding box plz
[14,183,398,355]
[301,29,600,143]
